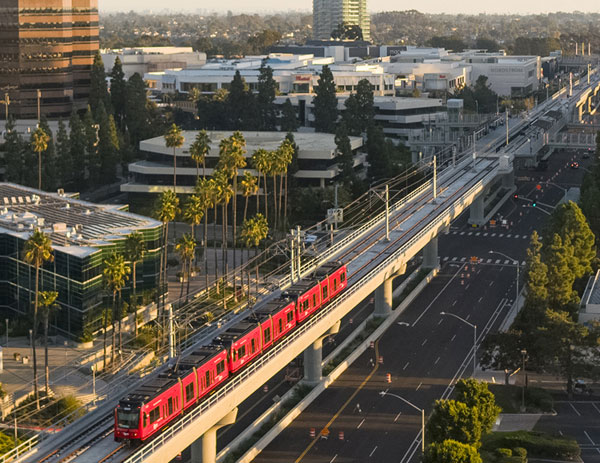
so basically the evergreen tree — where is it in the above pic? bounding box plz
[257,63,278,130]
[3,117,26,183]
[110,56,127,128]
[97,103,120,183]
[545,233,578,315]
[125,73,149,146]
[548,201,595,280]
[227,71,256,130]
[454,379,501,434]
[342,79,374,136]
[366,124,392,180]
[335,122,355,183]
[83,105,99,186]
[89,52,111,115]
[280,98,299,132]
[313,65,338,133]
[69,110,87,191]
[55,119,72,188]
[427,400,482,447]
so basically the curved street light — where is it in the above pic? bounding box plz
[440,311,477,375]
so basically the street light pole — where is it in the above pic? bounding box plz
[520,349,527,412]
[440,311,477,375]
[380,391,425,454]
[489,251,519,304]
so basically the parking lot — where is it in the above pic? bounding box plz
[535,399,600,463]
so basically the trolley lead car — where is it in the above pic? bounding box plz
[115,261,347,442]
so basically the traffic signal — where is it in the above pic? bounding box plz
[532,202,537,207]
[514,194,519,199]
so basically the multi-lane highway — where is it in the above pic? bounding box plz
[251,148,590,463]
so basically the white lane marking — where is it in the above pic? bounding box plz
[421,339,428,346]
[434,357,440,365]
[569,402,581,416]
[592,403,600,415]
[465,284,470,290]
[499,233,504,237]
[451,334,457,341]
[403,362,410,370]
[452,257,457,261]
[369,446,378,457]
[330,455,338,463]
[489,281,494,287]
[495,259,501,264]
[460,257,466,262]
[483,233,488,236]
[491,233,496,237]
[584,430,596,445]
[460,231,465,235]
[507,234,512,238]
[504,260,509,264]
[467,232,472,236]
[486,258,492,263]
[412,265,463,327]
[443,256,449,261]
[465,314,471,320]
[394,412,402,422]
[452,300,457,306]
[478,297,483,303]
[438,319,443,325]
[416,382,422,391]
[357,418,365,429]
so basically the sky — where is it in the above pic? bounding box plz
[100,0,600,14]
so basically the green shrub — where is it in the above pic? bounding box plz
[482,431,579,460]
[496,448,512,457]
[512,447,527,463]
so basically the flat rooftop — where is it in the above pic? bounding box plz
[0,183,161,257]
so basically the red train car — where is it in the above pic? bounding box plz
[317,261,348,300]
[254,298,297,348]
[214,321,263,373]
[179,346,229,405]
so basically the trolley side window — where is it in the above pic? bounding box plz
[340,271,346,283]
[185,383,194,402]
[278,318,283,333]
[167,397,174,415]
[149,406,160,424]
[216,359,226,375]
[251,338,256,353]
[205,370,211,388]
[286,311,294,323]
[322,284,328,300]
[264,327,271,344]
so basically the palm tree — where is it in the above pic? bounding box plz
[217,132,247,270]
[103,252,130,367]
[164,124,184,193]
[189,130,211,179]
[277,140,294,227]
[183,194,204,245]
[154,190,179,320]
[175,233,196,301]
[213,169,233,278]
[24,228,54,409]
[31,127,50,190]
[39,291,59,397]
[251,149,270,219]
[195,178,215,289]
[124,232,145,337]
[240,172,258,223]
[241,213,269,262]
[267,149,279,228]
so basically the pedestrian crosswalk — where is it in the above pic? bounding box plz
[442,256,526,266]
[450,230,528,239]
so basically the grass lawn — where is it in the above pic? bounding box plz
[488,384,554,413]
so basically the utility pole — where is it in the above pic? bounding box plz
[432,156,437,201]
[296,225,302,279]
[290,228,296,283]
[505,110,509,146]
[385,184,389,241]
[168,304,175,359]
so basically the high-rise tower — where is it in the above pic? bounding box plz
[313,0,370,41]
[0,0,99,119]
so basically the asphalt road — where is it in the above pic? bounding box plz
[252,148,590,463]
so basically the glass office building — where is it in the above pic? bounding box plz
[0,183,162,338]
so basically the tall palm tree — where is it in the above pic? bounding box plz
[195,178,215,289]
[183,194,204,244]
[190,130,211,179]
[39,291,59,397]
[103,252,130,367]
[175,233,196,301]
[213,169,233,278]
[240,172,258,223]
[24,228,54,409]
[267,149,279,228]
[124,232,145,337]
[217,132,247,270]
[31,127,49,191]
[154,190,179,320]
[251,149,270,220]
[277,140,294,227]
[164,124,184,193]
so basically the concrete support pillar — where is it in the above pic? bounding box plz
[468,194,485,226]
[303,321,340,385]
[501,170,515,190]
[422,236,439,269]
[190,408,238,463]
[374,278,393,318]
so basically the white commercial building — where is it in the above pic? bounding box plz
[122,131,366,194]
[101,47,207,79]
[144,54,395,97]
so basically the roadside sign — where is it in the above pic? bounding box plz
[490,220,496,228]
[327,208,343,224]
